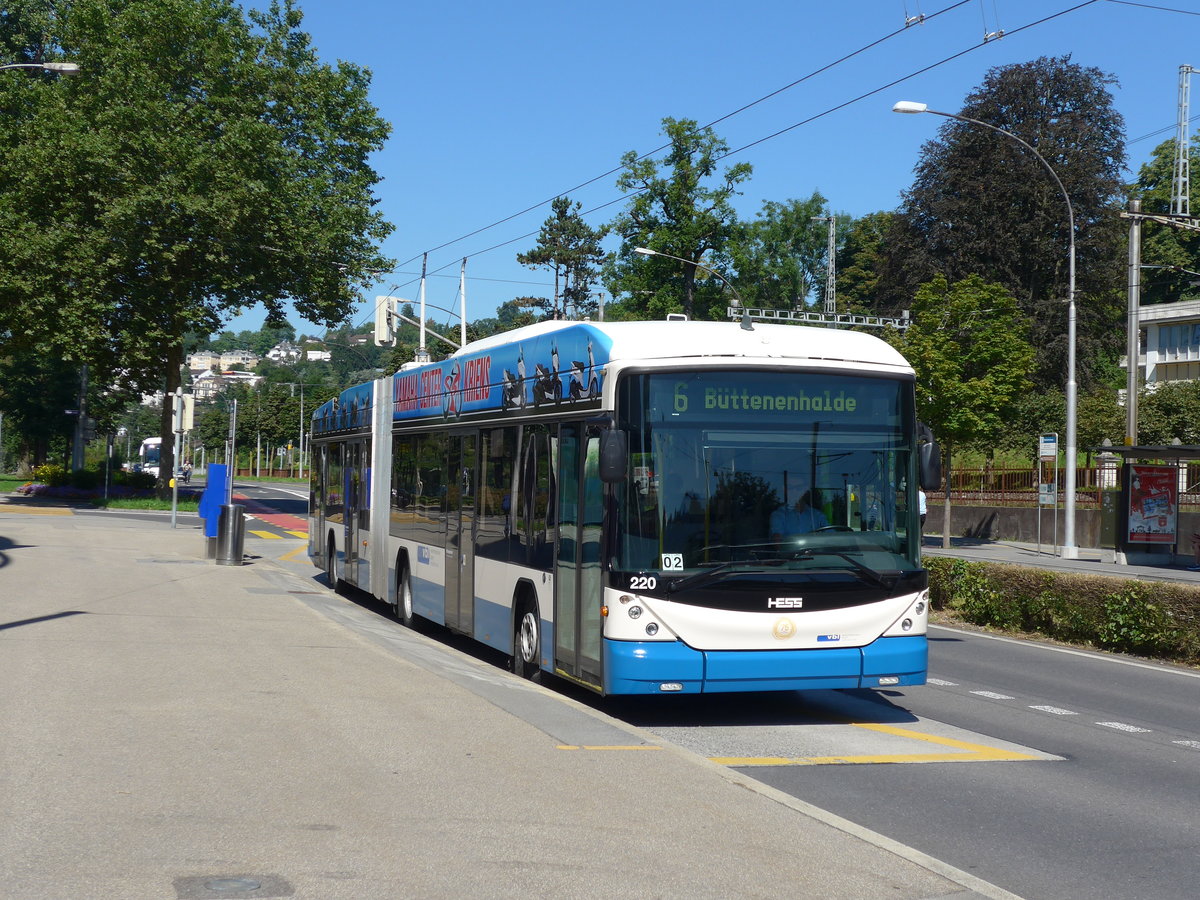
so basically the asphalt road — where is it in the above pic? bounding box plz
[724,628,1200,900]
[234,479,1200,899]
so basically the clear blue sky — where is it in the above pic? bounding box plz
[228,0,1200,339]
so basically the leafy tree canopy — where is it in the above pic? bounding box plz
[892,274,1037,454]
[517,196,607,320]
[1129,137,1200,305]
[605,117,752,320]
[725,193,832,311]
[880,56,1127,391]
[0,0,394,484]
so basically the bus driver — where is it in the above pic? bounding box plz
[769,487,829,542]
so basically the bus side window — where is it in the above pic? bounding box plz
[518,425,555,571]
[416,431,447,543]
[391,435,416,537]
[478,427,516,563]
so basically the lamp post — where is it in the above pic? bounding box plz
[892,100,1079,559]
[0,62,80,74]
[632,247,748,311]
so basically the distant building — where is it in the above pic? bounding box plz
[185,348,261,374]
[187,350,221,373]
[267,341,301,363]
[192,369,262,401]
[1135,299,1200,385]
[220,349,259,370]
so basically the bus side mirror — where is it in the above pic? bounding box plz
[919,439,941,491]
[599,430,628,483]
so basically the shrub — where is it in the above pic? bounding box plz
[32,463,69,486]
[925,556,1200,664]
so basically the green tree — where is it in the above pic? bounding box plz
[835,211,896,315]
[0,0,393,491]
[724,193,830,310]
[605,117,752,320]
[517,196,608,320]
[1129,136,1200,305]
[0,349,80,469]
[892,275,1037,546]
[1139,381,1200,445]
[882,56,1127,392]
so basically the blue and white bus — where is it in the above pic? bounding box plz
[137,436,162,477]
[308,318,940,695]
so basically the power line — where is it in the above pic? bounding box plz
[370,0,1188,335]
[396,0,977,271]
[406,0,1102,295]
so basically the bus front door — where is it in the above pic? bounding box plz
[444,434,477,635]
[554,423,604,689]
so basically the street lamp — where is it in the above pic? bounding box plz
[892,100,1079,559]
[633,246,749,313]
[1,62,80,74]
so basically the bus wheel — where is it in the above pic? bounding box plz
[511,597,542,683]
[394,563,415,628]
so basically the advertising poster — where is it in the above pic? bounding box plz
[1127,465,1178,544]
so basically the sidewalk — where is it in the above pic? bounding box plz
[0,502,1006,900]
[923,534,1200,585]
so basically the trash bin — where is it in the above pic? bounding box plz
[215,503,246,566]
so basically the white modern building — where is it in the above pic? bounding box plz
[1135,299,1200,385]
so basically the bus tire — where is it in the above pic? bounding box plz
[511,593,542,683]
[394,560,415,628]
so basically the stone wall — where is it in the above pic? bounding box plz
[925,503,1200,560]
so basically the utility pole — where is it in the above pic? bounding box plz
[72,365,88,471]
[1173,65,1195,218]
[811,215,838,317]
[1126,199,1141,446]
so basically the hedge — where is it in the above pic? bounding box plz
[925,556,1200,665]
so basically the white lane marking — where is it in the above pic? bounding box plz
[929,624,1200,680]
[1030,705,1078,716]
[927,678,958,686]
[1172,741,1200,750]
[971,690,1016,700]
[1097,722,1152,734]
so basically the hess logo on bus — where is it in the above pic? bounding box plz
[768,597,803,609]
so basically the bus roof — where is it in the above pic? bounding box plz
[312,319,913,435]
[459,318,909,369]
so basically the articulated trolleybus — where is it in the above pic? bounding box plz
[309,318,939,695]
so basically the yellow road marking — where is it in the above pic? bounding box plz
[248,529,280,539]
[278,544,310,563]
[287,530,308,538]
[0,505,74,515]
[712,721,1041,766]
[558,745,663,751]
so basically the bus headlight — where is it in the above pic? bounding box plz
[628,605,643,619]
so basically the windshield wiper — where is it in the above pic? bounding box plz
[667,558,787,593]
[790,549,897,590]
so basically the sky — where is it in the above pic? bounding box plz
[227,0,1200,340]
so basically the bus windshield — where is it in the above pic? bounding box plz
[614,370,920,580]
